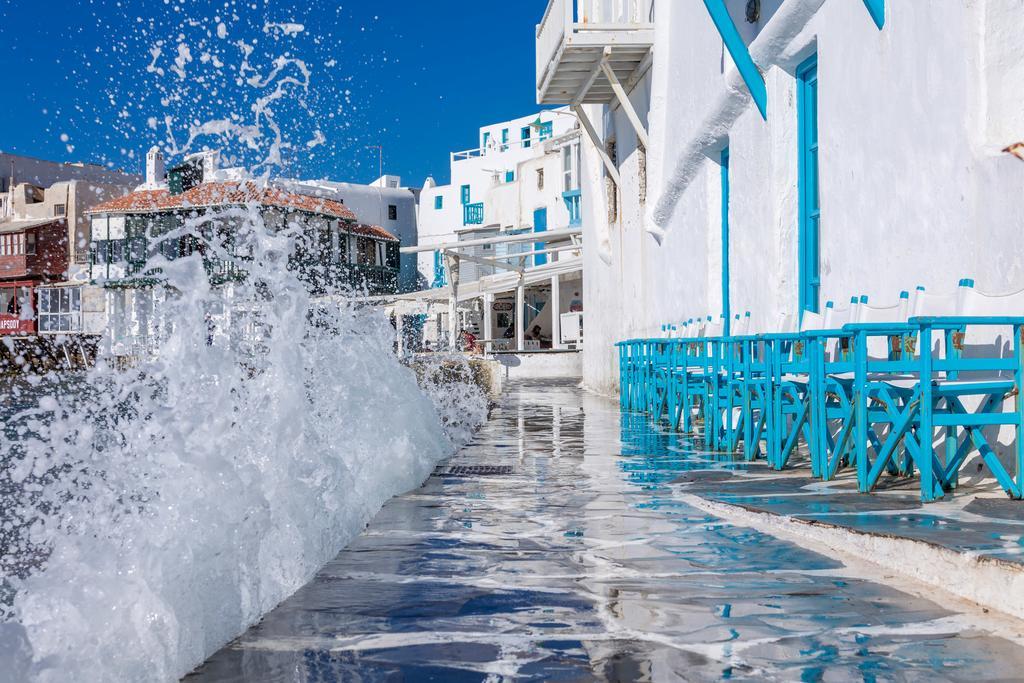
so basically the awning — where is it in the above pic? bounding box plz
[0,217,63,234]
[395,256,584,305]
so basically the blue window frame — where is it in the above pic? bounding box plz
[721,147,731,335]
[460,185,471,205]
[432,250,446,288]
[533,207,548,266]
[563,190,581,226]
[521,126,532,148]
[505,170,515,183]
[501,128,509,150]
[797,54,820,315]
[539,121,553,141]
[434,195,443,210]
[482,132,490,149]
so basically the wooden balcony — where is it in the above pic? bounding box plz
[536,0,654,105]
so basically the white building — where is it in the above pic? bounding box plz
[415,110,585,348]
[0,152,140,220]
[279,174,420,291]
[534,0,1024,393]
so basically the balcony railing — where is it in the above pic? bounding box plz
[463,202,484,225]
[536,0,654,90]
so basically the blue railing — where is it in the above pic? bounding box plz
[463,202,484,225]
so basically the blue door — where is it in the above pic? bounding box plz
[533,207,548,266]
[797,54,820,315]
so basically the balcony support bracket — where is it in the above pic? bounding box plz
[572,104,621,186]
[599,50,650,149]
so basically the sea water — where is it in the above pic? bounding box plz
[0,11,486,682]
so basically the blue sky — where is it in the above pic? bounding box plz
[0,0,549,186]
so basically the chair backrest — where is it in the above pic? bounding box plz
[911,284,962,318]
[855,291,910,324]
[732,311,751,336]
[798,295,858,333]
[856,291,911,359]
[824,297,857,329]
[704,315,724,338]
[959,280,1024,351]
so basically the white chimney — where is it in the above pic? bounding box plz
[145,146,165,188]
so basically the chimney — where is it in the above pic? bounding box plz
[145,146,165,188]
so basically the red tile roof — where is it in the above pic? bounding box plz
[87,181,358,221]
[87,181,399,242]
[353,224,399,242]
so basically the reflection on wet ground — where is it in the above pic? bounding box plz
[189,380,1024,682]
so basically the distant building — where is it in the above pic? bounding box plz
[84,148,402,357]
[400,110,584,354]
[0,152,140,220]
[0,155,137,338]
[278,174,420,291]
[417,110,582,289]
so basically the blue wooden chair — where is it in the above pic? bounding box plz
[908,283,1024,501]
[764,297,860,471]
[837,284,968,492]
[668,318,706,433]
[814,292,913,481]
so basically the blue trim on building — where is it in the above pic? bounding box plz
[862,0,885,29]
[702,0,768,120]
[533,207,548,266]
[538,121,553,141]
[432,250,446,288]
[460,185,471,205]
[505,170,515,183]
[434,195,443,210]
[463,202,484,225]
[721,147,731,336]
[563,189,582,227]
[797,53,820,316]
[521,126,532,148]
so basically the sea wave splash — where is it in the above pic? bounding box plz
[0,12,487,681]
[0,202,483,682]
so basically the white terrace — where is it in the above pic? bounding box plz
[536,0,654,107]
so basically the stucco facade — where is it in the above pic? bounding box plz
[570,0,1024,394]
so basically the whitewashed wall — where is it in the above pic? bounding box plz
[416,110,578,284]
[579,0,1024,395]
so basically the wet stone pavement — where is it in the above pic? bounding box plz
[189,380,1024,682]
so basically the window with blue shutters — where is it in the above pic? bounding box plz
[521,126,532,148]
[797,53,820,315]
[460,185,470,205]
[539,122,553,141]
[434,195,443,210]
[505,170,514,183]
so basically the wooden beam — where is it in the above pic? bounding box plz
[573,104,621,185]
[401,228,582,254]
[572,51,606,106]
[600,52,650,149]
[442,249,522,274]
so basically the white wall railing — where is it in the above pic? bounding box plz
[536,0,654,89]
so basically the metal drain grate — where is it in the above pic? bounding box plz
[436,464,514,477]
